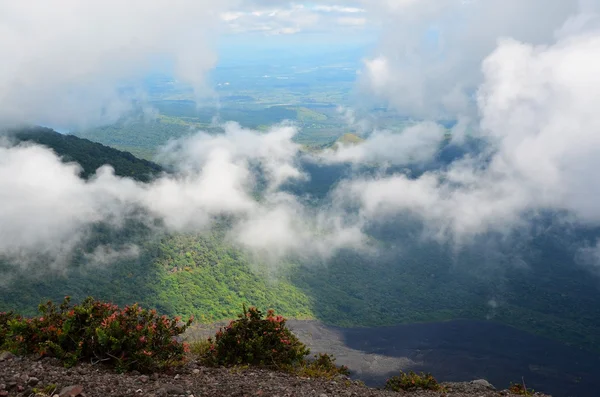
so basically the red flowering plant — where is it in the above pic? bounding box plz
[204,305,309,368]
[3,296,192,372]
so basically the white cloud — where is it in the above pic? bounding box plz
[312,5,365,13]
[0,143,142,264]
[4,0,600,280]
[0,123,361,271]
[359,0,582,118]
[83,244,141,268]
[0,0,236,129]
[220,1,370,35]
[336,20,600,242]
[576,239,600,274]
[336,17,368,27]
[321,122,445,165]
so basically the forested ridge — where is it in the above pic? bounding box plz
[7,126,163,181]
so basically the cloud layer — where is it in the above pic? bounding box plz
[0,123,364,271]
[336,5,600,244]
[359,0,583,119]
[0,0,236,128]
[3,0,600,277]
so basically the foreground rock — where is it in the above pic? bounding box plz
[0,353,550,397]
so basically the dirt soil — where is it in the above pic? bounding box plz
[0,352,549,397]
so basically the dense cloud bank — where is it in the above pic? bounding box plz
[2,0,600,274]
[0,0,237,129]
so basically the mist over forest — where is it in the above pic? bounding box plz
[2,1,600,396]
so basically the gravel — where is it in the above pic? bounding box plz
[0,352,551,397]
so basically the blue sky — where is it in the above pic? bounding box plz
[215,1,378,62]
[219,2,373,36]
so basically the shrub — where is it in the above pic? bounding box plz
[0,311,20,347]
[2,296,192,372]
[509,382,535,396]
[204,305,309,368]
[295,353,350,379]
[189,338,213,357]
[385,371,442,392]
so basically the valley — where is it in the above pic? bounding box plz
[292,319,600,397]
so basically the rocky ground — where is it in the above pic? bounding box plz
[0,351,550,397]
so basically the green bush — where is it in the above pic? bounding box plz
[385,371,442,392]
[296,353,350,379]
[0,311,20,347]
[188,338,213,357]
[2,297,192,372]
[204,305,309,367]
[509,382,535,396]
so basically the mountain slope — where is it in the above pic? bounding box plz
[7,126,163,182]
[2,130,600,357]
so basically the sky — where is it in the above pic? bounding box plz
[2,0,600,277]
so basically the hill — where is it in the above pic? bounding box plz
[0,228,314,323]
[336,132,364,145]
[7,126,163,182]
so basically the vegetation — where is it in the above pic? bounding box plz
[2,127,600,355]
[1,297,191,372]
[295,353,350,380]
[3,300,349,382]
[32,384,58,396]
[150,233,314,322]
[196,306,349,379]
[509,381,535,396]
[203,305,309,367]
[3,221,600,354]
[385,371,443,392]
[0,311,19,347]
[0,228,314,325]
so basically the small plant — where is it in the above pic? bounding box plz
[385,371,442,392]
[188,338,213,357]
[509,380,535,396]
[32,384,57,396]
[204,305,309,368]
[295,353,350,379]
[3,296,192,373]
[0,311,20,347]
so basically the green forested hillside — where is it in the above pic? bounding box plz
[2,221,600,352]
[149,233,314,322]
[8,126,163,181]
[0,228,313,323]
